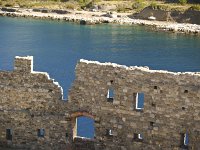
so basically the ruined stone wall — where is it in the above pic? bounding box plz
[0,56,70,149]
[0,56,200,150]
[68,59,200,150]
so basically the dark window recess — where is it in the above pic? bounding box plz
[184,90,188,93]
[150,122,155,127]
[180,132,189,149]
[107,89,114,102]
[182,107,186,110]
[136,93,144,110]
[48,89,53,92]
[106,129,113,136]
[37,129,45,137]
[133,133,143,142]
[6,129,12,141]
[154,86,158,89]
[151,103,156,107]
[66,132,69,141]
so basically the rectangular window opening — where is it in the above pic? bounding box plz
[133,133,143,142]
[136,93,144,110]
[151,102,156,107]
[106,129,113,137]
[6,129,12,141]
[107,88,114,102]
[37,129,45,138]
[180,132,189,149]
[150,122,154,127]
[66,132,69,141]
[149,122,155,130]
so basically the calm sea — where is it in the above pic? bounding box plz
[0,16,200,138]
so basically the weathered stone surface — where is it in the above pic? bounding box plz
[0,56,200,150]
[69,59,200,150]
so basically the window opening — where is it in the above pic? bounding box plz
[181,132,189,148]
[134,133,143,142]
[107,88,114,102]
[150,122,154,127]
[66,132,69,141]
[136,93,144,110]
[76,116,94,139]
[6,129,12,141]
[38,129,45,137]
[151,103,156,107]
[66,133,69,138]
[106,129,113,136]
[138,134,143,140]
[184,132,189,146]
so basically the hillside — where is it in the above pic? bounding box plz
[0,0,200,25]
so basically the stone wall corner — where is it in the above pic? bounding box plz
[14,56,33,73]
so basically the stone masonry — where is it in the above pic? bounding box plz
[0,56,200,150]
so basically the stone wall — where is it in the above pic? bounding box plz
[0,56,70,149]
[0,56,200,150]
[69,59,200,150]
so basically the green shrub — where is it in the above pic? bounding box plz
[179,0,187,5]
[190,5,200,11]
[49,0,60,2]
[117,4,126,12]
[150,1,158,10]
[63,2,75,9]
[132,0,144,9]
[78,0,91,8]
[149,2,170,10]
[4,1,15,7]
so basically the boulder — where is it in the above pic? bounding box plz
[1,7,17,12]
[80,19,87,25]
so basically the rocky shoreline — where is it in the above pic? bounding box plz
[0,7,200,35]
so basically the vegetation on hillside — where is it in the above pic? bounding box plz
[0,0,199,12]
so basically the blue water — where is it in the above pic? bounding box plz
[0,16,200,138]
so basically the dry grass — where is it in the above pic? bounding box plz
[0,0,199,12]
[0,0,78,9]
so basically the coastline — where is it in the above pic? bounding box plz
[0,7,200,35]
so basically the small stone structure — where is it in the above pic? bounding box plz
[0,56,200,150]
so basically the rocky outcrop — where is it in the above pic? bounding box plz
[179,9,200,24]
[32,8,70,14]
[1,7,17,12]
[134,6,200,25]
